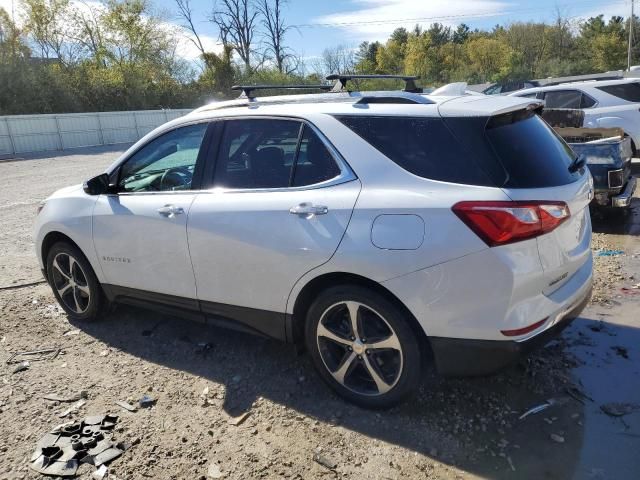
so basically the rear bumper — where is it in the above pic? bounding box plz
[611,176,636,208]
[430,283,591,377]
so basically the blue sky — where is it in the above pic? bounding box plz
[0,0,627,61]
[152,0,627,60]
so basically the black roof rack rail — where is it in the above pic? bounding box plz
[231,84,332,99]
[326,74,422,93]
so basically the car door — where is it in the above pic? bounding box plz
[93,121,212,300]
[187,117,361,338]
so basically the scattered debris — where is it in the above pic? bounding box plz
[115,400,138,412]
[313,450,337,470]
[59,399,87,418]
[43,391,88,403]
[7,347,60,364]
[99,350,109,357]
[611,346,629,359]
[596,249,624,257]
[228,411,251,426]
[565,386,594,404]
[507,455,516,472]
[207,462,224,479]
[138,395,156,408]
[30,414,128,477]
[63,329,80,336]
[92,464,108,480]
[519,398,564,420]
[550,433,565,443]
[600,403,639,417]
[0,279,47,291]
[12,361,29,374]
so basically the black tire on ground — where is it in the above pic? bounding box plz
[46,241,105,322]
[304,284,422,409]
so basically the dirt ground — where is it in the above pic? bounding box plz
[1,146,639,480]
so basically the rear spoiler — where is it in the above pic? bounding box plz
[437,95,543,118]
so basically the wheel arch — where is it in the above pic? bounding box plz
[41,231,86,276]
[289,271,432,358]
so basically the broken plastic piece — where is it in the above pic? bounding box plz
[139,395,156,408]
[519,399,558,420]
[115,400,138,412]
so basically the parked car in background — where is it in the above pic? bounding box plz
[509,79,640,154]
[483,80,540,95]
[34,84,593,408]
[561,129,635,210]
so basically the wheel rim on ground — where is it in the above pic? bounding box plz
[51,252,91,314]
[316,301,403,396]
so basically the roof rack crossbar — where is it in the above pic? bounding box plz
[231,84,332,99]
[326,74,422,93]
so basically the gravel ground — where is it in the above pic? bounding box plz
[0,146,639,480]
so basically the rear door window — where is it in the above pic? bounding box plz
[214,119,301,189]
[213,119,344,189]
[542,90,583,108]
[334,116,495,186]
[596,83,640,102]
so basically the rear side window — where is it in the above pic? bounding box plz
[543,90,582,108]
[484,112,581,188]
[596,83,640,102]
[334,116,494,186]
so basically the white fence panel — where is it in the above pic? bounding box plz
[0,109,191,157]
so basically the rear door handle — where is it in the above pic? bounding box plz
[289,203,329,217]
[157,205,184,217]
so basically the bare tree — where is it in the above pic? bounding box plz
[311,44,356,77]
[174,0,206,58]
[211,0,258,72]
[257,0,291,73]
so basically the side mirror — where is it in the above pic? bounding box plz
[83,173,110,195]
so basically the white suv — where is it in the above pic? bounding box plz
[35,87,593,407]
[509,78,640,153]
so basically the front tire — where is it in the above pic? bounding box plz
[305,285,421,409]
[46,242,104,322]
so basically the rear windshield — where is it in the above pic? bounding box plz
[483,112,581,188]
[596,83,640,102]
[336,112,582,189]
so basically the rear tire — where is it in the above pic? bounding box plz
[305,285,421,409]
[46,242,104,322]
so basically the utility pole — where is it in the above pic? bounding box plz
[629,0,635,71]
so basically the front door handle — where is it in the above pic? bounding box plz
[157,205,184,217]
[289,203,329,217]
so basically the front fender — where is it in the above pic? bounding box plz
[34,188,103,281]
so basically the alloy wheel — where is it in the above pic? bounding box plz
[316,301,403,396]
[51,252,91,314]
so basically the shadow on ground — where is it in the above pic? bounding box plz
[591,197,640,236]
[66,304,640,479]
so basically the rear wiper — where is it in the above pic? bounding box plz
[568,154,587,173]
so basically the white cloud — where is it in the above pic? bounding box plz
[313,0,512,40]
[574,2,629,22]
[0,0,20,21]
[173,29,224,61]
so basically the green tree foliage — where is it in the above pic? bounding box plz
[0,2,635,115]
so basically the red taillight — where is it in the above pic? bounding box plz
[452,201,570,247]
[500,317,548,337]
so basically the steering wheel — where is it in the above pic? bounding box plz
[159,166,192,190]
